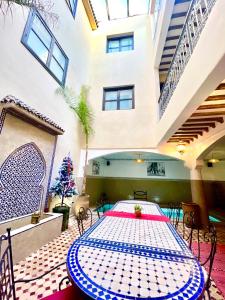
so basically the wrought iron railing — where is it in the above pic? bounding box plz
[158,0,217,118]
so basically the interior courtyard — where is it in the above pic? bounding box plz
[1,0,225,299]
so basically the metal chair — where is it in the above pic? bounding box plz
[76,207,93,236]
[166,202,181,230]
[198,224,217,299]
[96,203,111,219]
[133,191,147,200]
[182,210,200,250]
[0,228,67,300]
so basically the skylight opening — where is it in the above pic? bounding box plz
[90,0,150,24]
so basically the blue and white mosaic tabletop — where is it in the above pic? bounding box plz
[67,201,205,299]
[112,201,163,216]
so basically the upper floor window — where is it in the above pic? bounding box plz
[103,86,134,111]
[66,0,78,17]
[21,10,68,85]
[107,34,134,53]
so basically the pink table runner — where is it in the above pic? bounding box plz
[104,210,170,222]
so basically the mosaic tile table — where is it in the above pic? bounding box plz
[67,201,205,300]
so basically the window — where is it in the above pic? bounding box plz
[107,35,134,53]
[21,10,68,85]
[66,0,78,17]
[103,86,134,111]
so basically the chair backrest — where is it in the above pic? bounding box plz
[76,207,93,236]
[133,191,147,200]
[198,223,217,292]
[166,202,181,229]
[0,228,16,300]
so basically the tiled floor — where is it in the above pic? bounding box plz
[13,214,225,300]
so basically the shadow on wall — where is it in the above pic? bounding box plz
[86,177,192,206]
[203,180,225,209]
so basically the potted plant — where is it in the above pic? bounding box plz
[56,86,94,215]
[134,204,142,218]
[50,155,77,231]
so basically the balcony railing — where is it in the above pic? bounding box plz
[158,0,217,118]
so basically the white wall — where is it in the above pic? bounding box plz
[88,16,158,149]
[87,158,190,180]
[0,1,92,181]
[202,161,225,181]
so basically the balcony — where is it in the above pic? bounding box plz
[158,0,217,118]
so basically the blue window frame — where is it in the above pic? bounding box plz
[21,10,69,86]
[103,86,134,111]
[67,0,78,17]
[107,35,134,53]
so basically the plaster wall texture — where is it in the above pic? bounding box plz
[88,16,158,149]
[0,1,92,181]
[10,214,63,263]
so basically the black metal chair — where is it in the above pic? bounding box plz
[197,224,217,299]
[166,202,181,230]
[182,210,200,250]
[0,228,67,300]
[133,191,147,200]
[76,207,93,236]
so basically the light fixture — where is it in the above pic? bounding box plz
[136,154,144,163]
[208,153,220,164]
[176,141,186,155]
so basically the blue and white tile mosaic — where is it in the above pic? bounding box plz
[80,216,194,258]
[0,143,46,221]
[67,242,205,300]
[112,201,163,215]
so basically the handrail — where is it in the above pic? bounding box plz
[158,0,217,118]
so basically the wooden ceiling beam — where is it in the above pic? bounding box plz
[186,117,224,123]
[168,140,191,144]
[176,131,203,135]
[205,95,225,101]
[192,111,225,117]
[172,134,198,138]
[216,83,225,90]
[180,126,209,132]
[182,123,215,128]
[198,104,225,110]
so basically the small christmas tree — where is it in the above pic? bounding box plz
[50,155,77,206]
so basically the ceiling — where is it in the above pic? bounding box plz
[168,80,225,144]
[159,0,191,81]
[101,151,179,161]
[89,0,150,24]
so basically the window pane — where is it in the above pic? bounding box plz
[120,37,132,46]
[108,47,119,53]
[105,91,117,101]
[121,45,133,51]
[119,89,132,99]
[32,16,51,48]
[107,0,128,19]
[53,44,66,68]
[105,101,117,110]
[50,58,64,81]
[120,100,133,110]
[69,0,76,10]
[27,31,49,63]
[108,39,119,49]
